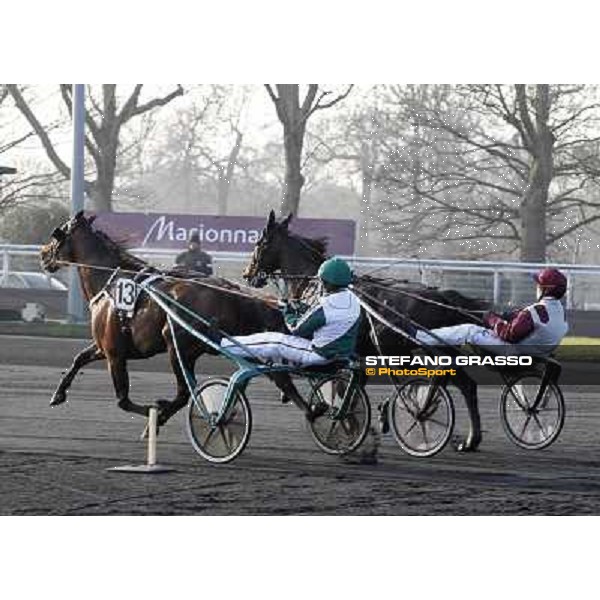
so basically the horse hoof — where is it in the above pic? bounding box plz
[50,391,66,407]
[453,437,480,453]
[154,399,171,412]
[376,402,390,434]
[341,452,378,465]
[152,400,171,426]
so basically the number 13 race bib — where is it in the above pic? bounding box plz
[113,278,139,313]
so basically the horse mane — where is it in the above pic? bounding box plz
[91,227,150,272]
[288,233,328,259]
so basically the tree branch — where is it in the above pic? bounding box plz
[7,85,70,179]
[307,84,353,117]
[547,214,600,243]
[128,84,184,119]
[0,131,35,154]
[58,84,102,167]
[264,84,278,104]
[515,84,537,145]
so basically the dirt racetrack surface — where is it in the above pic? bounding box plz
[2,334,600,515]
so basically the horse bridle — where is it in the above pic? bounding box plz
[45,215,92,271]
[47,220,77,264]
[43,225,70,269]
[50,214,81,248]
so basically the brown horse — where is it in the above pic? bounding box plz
[243,210,490,452]
[40,211,305,427]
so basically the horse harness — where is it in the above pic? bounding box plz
[89,267,164,334]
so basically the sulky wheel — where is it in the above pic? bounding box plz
[306,374,371,455]
[500,374,565,450]
[388,377,455,458]
[187,378,252,464]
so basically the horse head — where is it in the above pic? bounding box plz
[40,210,97,272]
[243,209,293,288]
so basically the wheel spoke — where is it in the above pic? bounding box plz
[419,399,442,420]
[325,419,339,441]
[202,424,218,448]
[306,375,367,454]
[508,384,531,411]
[387,379,455,456]
[218,425,232,452]
[518,414,532,439]
[501,377,565,450]
[340,419,354,438]
[531,412,549,440]
[343,408,365,418]
[426,416,448,429]
[396,395,419,417]
[420,422,430,447]
[188,382,251,462]
[405,418,419,435]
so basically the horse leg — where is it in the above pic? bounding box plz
[452,371,482,452]
[107,356,150,417]
[155,344,196,427]
[270,372,311,414]
[50,343,105,406]
[270,372,328,421]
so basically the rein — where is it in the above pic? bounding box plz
[265,267,485,324]
[350,284,471,351]
[56,259,281,308]
[265,229,485,322]
[353,277,486,323]
[268,272,321,307]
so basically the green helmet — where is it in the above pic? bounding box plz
[318,257,353,287]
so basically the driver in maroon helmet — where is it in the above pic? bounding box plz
[412,268,569,354]
[482,268,568,346]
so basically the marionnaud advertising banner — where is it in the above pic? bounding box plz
[95,212,356,255]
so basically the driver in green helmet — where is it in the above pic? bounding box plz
[221,257,361,366]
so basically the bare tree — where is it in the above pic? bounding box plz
[196,122,244,215]
[376,84,600,261]
[264,84,353,216]
[1,85,67,214]
[6,84,184,212]
[307,103,384,252]
[149,86,252,215]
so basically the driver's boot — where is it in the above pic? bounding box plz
[281,386,327,421]
[377,400,390,434]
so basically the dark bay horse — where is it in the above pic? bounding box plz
[243,210,490,452]
[40,211,297,427]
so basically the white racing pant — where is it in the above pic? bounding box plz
[221,332,328,366]
[416,324,554,357]
[416,324,509,349]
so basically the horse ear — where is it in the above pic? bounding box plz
[281,213,293,229]
[266,209,276,230]
[74,210,85,220]
[87,213,97,225]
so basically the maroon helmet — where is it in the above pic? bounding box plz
[533,268,567,298]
